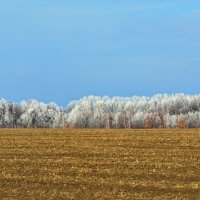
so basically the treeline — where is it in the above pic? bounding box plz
[0,99,64,128]
[1,94,200,128]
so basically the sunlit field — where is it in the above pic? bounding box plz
[0,129,200,199]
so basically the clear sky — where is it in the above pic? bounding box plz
[0,0,200,106]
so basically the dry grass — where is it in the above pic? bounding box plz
[0,129,200,199]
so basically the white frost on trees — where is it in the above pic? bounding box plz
[1,94,200,128]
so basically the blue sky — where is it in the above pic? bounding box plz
[0,0,200,106]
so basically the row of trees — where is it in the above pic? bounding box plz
[0,99,65,128]
[1,94,200,128]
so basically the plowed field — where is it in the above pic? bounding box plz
[0,129,200,199]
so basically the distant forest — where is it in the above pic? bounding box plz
[1,94,200,128]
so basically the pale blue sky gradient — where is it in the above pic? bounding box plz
[0,1,200,106]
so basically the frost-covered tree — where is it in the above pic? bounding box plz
[65,94,200,129]
[1,94,200,128]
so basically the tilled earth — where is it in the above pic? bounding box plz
[0,129,200,199]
